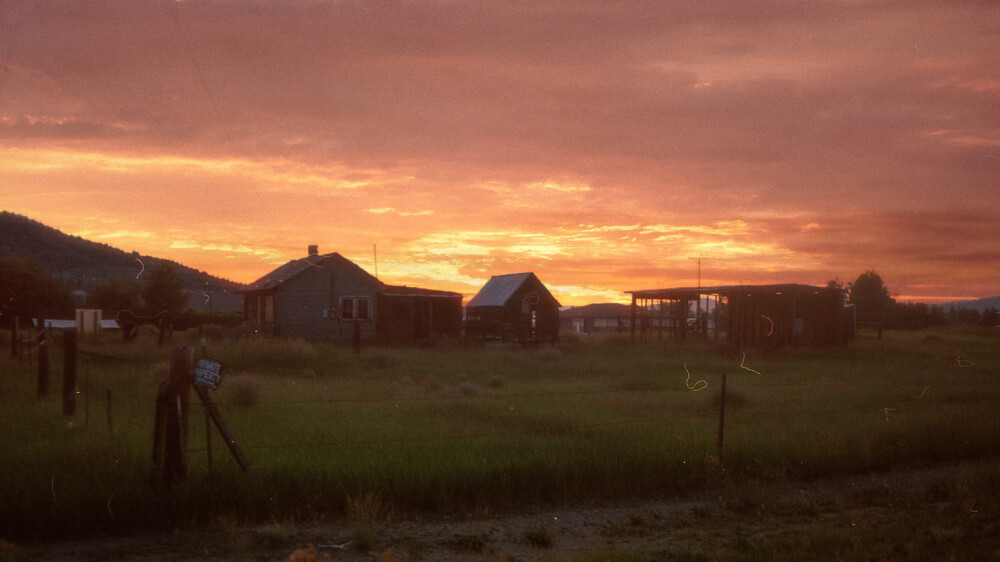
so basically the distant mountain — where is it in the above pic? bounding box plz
[0,211,243,312]
[937,295,1000,314]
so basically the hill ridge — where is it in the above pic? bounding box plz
[0,211,243,312]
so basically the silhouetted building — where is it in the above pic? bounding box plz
[627,284,849,349]
[466,272,560,343]
[241,247,462,343]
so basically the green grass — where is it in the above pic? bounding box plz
[1,327,998,543]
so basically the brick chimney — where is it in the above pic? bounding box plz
[308,245,318,256]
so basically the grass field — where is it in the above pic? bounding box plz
[1,326,998,552]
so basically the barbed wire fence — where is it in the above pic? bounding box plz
[7,333,994,482]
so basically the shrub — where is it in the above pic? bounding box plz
[226,375,260,408]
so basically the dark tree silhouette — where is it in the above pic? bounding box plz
[0,256,75,327]
[121,262,189,344]
[87,278,142,317]
[847,270,894,331]
[142,262,187,317]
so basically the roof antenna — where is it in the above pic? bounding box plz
[373,244,378,279]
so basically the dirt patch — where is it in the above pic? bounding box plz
[15,459,1000,561]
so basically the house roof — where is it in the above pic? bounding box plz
[241,252,382,293]
[382,284,462,299]
[241,252,461,299]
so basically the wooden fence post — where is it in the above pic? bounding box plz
[162,346,192,484]
[62,328,77,416]
[84,360,90,429]
[106,389,114,438]
[352,318,361,354]
[717,371,727,461]
[11,316,18,358]
[151,383,168,476]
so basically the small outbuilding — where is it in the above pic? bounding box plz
[627,284,850,349]
[241,247,462,343]
[466,272,560,343]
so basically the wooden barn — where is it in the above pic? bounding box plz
[241,246,462,343]
[627,284,850,349]
[466,272,560,343]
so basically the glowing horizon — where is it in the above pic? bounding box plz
[2,2,998,306]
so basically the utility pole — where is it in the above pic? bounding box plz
[688,256,710,337]
[688,255,709,288]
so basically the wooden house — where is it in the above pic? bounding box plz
[466,272,560,343]
[241,247,462,343]
[627,284,849,349]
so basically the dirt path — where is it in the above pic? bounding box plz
[17,459,1000,561]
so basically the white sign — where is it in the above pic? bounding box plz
[195,358,224,389]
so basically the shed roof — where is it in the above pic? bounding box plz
[241,252,381,293]
[466,272,563,308]
[467,272,534,307]
[627,283,843,300]
[382,284,462,299]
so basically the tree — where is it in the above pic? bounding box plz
[87,278,142,316]
[984,307,1000,328]
[847,270,894,329]
[0,256,75,327]
[142,262,188,317]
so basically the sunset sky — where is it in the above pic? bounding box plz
[2,1,998,305]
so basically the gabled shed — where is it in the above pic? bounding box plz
[466,272,560,343]
[241,247,461,343]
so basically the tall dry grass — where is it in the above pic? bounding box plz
[0,326,997,541]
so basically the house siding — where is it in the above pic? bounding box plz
[242,252,461,343]
[376,294,463,342]
[271,259,379,341]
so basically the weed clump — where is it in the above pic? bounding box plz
[227,376,260,408]
[523,525,553,548]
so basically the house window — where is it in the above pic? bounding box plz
[341,297,371,321]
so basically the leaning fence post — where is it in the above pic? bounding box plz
[205,406,213,475]
[194,384,250,473]
[62,328,78,416]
